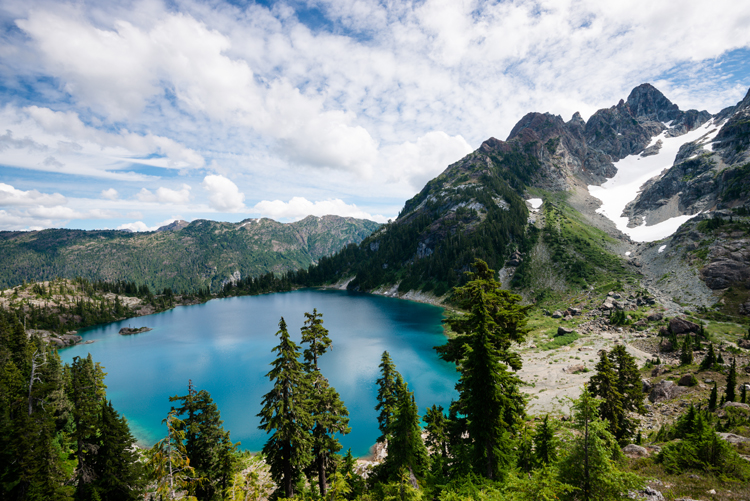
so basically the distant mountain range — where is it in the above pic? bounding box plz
[0,215,380,292]
[2,84,748,319]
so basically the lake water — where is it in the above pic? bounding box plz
[60,289,458,457]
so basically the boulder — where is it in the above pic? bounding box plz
[622,444,649,458]
[658,339,673,352]
[721,401,750,411]
[678,374,697,387]
[601,298,615,310]
[647,312,663,322]
[651,366,669,377]
[551,310,563,319]
[716,432,750,444]
[642,379,653,393]
[669,317,700,334]
[630,486,664,501]
[649,380,686,403]
[564,364,585,374]
[557,326,575,336]
[702,259,750,289]
[568,307,581,316]
[738,338,750,349]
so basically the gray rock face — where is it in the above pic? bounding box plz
[557,326,575,336]
[721,401,750,411]
[629,486,664,501]
[642,379,653,393]
[622,444,649,458]
[717,432,750,444]
[649,380,687,403]
[678,374,696,387]
[669,317,700,334]
[702,252,750,289]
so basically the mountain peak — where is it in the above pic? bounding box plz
[626,83,681,122]
[156,220,189,232]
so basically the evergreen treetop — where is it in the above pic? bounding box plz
[257,317,313,499]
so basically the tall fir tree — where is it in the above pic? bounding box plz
[725,358,737,403]
[258,317,312,499]
[609,345,646,440]
[533,414,558,466]
[300,309,332,370]
[374,351,400,443]
[558,389,642,501]
[379,376,429,483]
[89,400,146,501]
[680,335,694,365]
[147,410,201,501]
[171,382,236,500]
[709,382,718,411]
[700,343,717,371]
[436,259,530,480]
[588,351,624,441]
[68,354,107,499]
[299,310,350,496]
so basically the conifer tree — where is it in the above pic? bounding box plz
[725,358,737,403]
[609,345,646,440]
[700,343,717,371]
[516,425,534,473]
[423,404,449,460]
[589,351,623,440]
[375,351,400,443]
[680,335,693,365]
[68,354,107,497]
[558,389,642,501]
[89,400,146,501]
[435,259,530,480]
[533,414,558,466]
[258,317,312,499]
[171,382,236,500]
[380,376,429,483]
[301,309,332,370]
[741,383,747,404]
[709,382,718,411]
[299,310,350,497]
[147,410,201,501]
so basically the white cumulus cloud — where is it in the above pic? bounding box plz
[117,218,179,232]
[0,182,67,207]
[101,188,119,200]
[136,184,192,204]
[253,197,386,222]
[202,175,245,212]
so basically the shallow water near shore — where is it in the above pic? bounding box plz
[60,289,458,457]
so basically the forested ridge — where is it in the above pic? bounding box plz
[0,216,379,293]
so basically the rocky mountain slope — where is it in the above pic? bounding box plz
[0,215,380,292]
[302,83,750,323]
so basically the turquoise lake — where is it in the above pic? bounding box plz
[59,289,458,457]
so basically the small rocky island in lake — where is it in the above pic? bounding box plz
[119,326,153,335]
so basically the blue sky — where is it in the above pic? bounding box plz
[1,0,750,231]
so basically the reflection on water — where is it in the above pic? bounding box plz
[60,289,458,456]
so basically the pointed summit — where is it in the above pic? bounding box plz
[626,83,681,123]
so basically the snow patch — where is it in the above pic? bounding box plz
[588,120,715,242]
[658,245,667,253]
[526,198,543,211]
[625,251,631,256]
